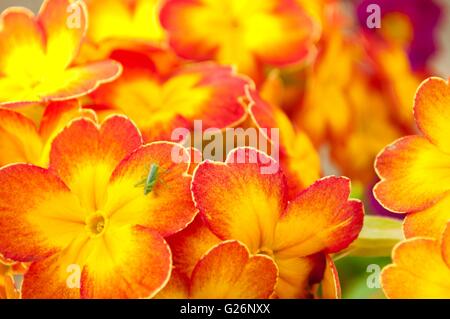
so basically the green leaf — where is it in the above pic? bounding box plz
[336,215,404,258]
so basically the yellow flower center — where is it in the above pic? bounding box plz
[85,212,107,237]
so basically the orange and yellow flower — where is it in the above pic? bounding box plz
[160,0,318,82]
[382,222,450,298]
[157,240,278,299]
[247,88,320,198]
[188,147,363,298]
[88,50,250,142]
[374,77,450,239]
[0,101,95,167]
[0,115,198,298]
[0,0,121,106]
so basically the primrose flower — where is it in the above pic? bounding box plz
[0,0,121,105]
[160,0,318,82]
[247,88,320,198]
[89,50,250,142]
[0,101,95,167]
[374,77,450,239]
[0,116,197,298]
[166,217,341,299]
[381,222,450,298]
[157,240,278,299]
[189,147,364,298]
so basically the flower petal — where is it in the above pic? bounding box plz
[0,108,43,166]
[167,216,220,277]
[39,60,122,102]
[38,0,87,70]
[0,8,46,79]
[0,164,84,262]
[414,77,450,154]
[90,56,249,142]
[154,268,190,299]
[374,136,450,213]
[274,254,323,299]
[39,100,97,144]
[189,241,278,299]
[273,177,364,258]
[320,255,341,299]
[442,222,450,269]
[105,142,197,236]
[403,195,450,239]
[49,116,142,211]
[22,235,90,299]
[191,148,287,253]
[382,238,450,298]
[80,225,172,299]
[160,0,317,80]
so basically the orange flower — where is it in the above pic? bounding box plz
[0,0,121,105]
[247,88,320,198]
[160,0,318,82]
[0,116,197,298]
[157,240,278,299]
[381,222,450,298]
[189,148,364,298]
[89,50,250,142]
[85,0,164,44]
[0,101,95,167]
[374,77,450,239]
[165,216,341,299]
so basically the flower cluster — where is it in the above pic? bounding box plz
[0,0,447,299]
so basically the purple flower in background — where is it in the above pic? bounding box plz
[357,0,442,71]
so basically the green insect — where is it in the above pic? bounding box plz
[135,163,169,195]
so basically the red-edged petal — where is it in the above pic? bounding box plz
[189,241,278,299]
[80,226,172,299]
[414,77,450,154]
[105,142,197,237]
[0,164,84,262]
[381,238,450,298]
[191,148,287,253]
[320,255,341,299]
[38,0,87,70]
[167,216,220,277]
[0,108,43,166]
[273,177,364,258]
[49,116,142,210]
[154,268,190,299]
[374,136,450,213]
